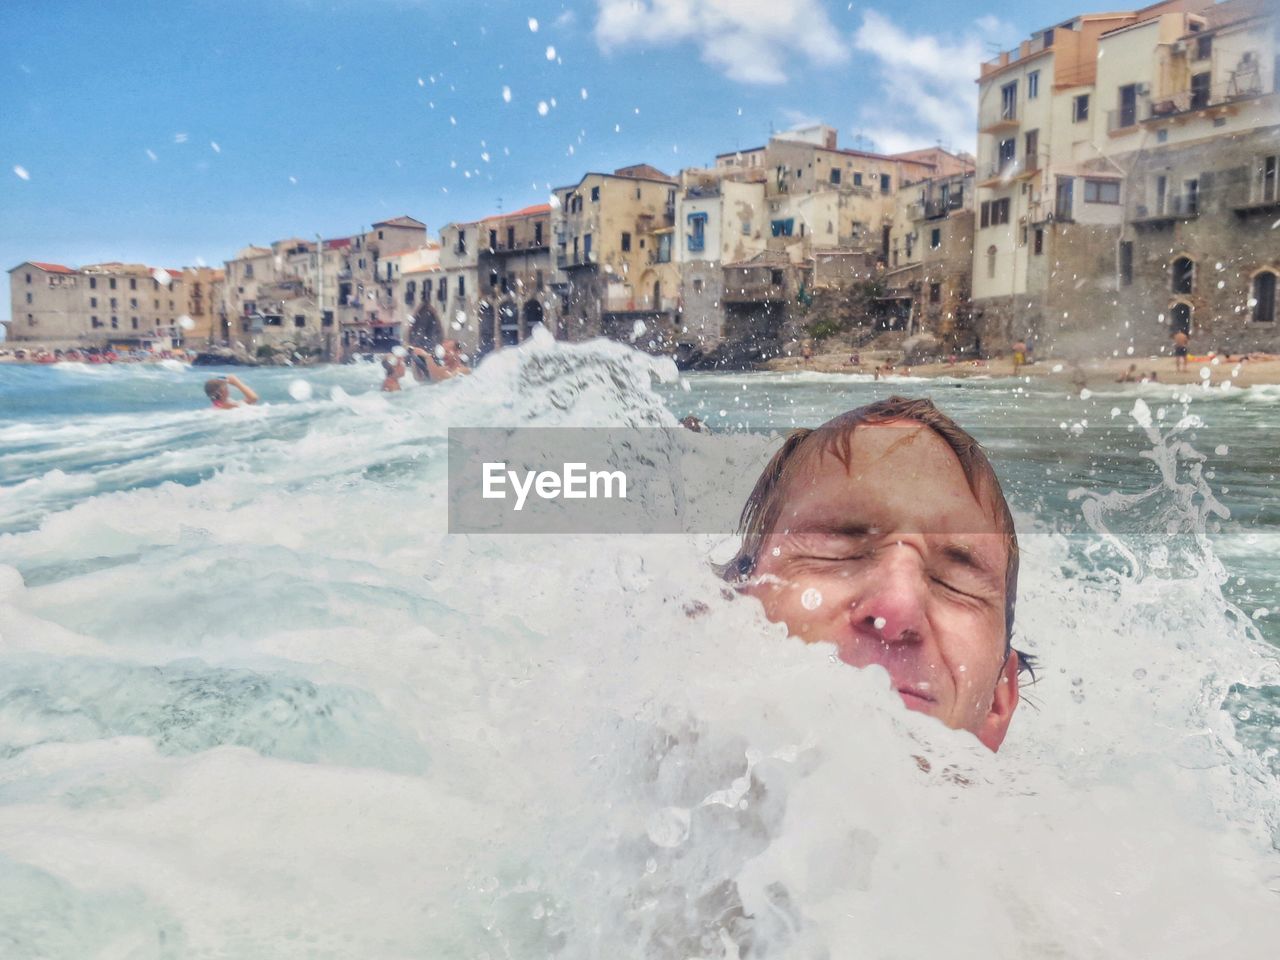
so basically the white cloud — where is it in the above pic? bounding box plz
[594,0,848,85]
[852,8,1017,155]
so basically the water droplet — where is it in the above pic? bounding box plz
[528,17,539,32]
[501,85,511,103]
[13,165,30,180]
[646,807,691,848]
[288,380,313,402]
[1215,444,1229,456]
[771,546,781,557]
[873,616,887,630]
[545,45,557,61]
[1132,668,1147,680]
[801,588,823,610]
[537,101,549,116]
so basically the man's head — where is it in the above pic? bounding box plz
[730,397,1024,751]
[204,379,228,403]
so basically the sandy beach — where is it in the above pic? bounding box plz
[764,350,1280,389]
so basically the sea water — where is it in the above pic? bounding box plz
[1,333,1278,958]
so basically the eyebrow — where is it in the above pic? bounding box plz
[782,519,875,538]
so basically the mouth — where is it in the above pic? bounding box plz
[896,686,937,708]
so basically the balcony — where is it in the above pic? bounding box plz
[1107,100,1149,134]
[979,160,1032,188]
[979,107,1019,134]
[1145,77,1267,123]
[1132,194,1200,225]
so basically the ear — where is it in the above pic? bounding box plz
[976,652,1020,753]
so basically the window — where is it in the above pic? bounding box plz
[130,298,138,308]
[1001,81,1018,120]
[1034,228,1044,256]
[742,218,751,236]
[1259,155,1278,202]
[1117,84,1138,128]
[131,317,139,329]
[154,299,160,308]
[692,278,704,294]
[109,278,117,289]
[986,245,997,279]
[1172,256,1195,294]
[1195,34,1212,60]
[111,316,118,328]
[90,277,96,289]
[110,297,117,308]
[770,219,795,237]
[1184,177,1200,215]
[91,316,100,328]
[456,229,467,254]
[457,276,466,297]
[25,292,32,304]
[930,228,941,249]
[405,281,416,305]
[90,297,97,307]
[294,315,306,327]
[880,174,891,194]
[929,282,941,303]
[1119,240,1133,286]
[853,172,863,186]
[621,231,632,252]
[998,138,1016,168]
[770,270,784,286]
[536,270,544,291]
[153,279,159,290]
[25,272,32,283]
[1028,70,1040,99]
[1084,179,1121,204]
[438,280,446,302]
[1055,176,1075,220]
[1024,129,1039,169]
[1190,72,1210,109]
[590,185,600,202]
[584,233,593,258]
[980,199,1010,228]
[1073,95,1089,122]
[534,222,544,246]
[905,233,914,258]
[489,270,499,290]
[1043,27,1054,48]
[322,311,334,327]
[830,168,841,185]
[1170,302,1192,335]
[129,278,137,290]
[1253,271,1277,323]
[507,226,515,249]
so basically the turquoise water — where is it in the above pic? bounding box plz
[1,343,1278,958]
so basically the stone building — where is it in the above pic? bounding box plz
[1113,0,1279,354]
[883,171,978,348]
[714,126,966,268]
[551,164,680,344]
[436,219,482,354]
[6,260,187,351]
[475,203,558,351]
[222,215,427,359]
[971,0,1277,357]
[674,166,770,351]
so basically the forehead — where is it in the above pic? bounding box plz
[778,423,1004,540]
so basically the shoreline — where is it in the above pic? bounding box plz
[762,351,1280,389]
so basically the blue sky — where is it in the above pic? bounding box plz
[2,0,1088,325]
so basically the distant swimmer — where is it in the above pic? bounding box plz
[1012,339,1027,376]
[409,341,471,382]
[1117,363,1138,383]
[381,354,406,392]
[204,374,258,409]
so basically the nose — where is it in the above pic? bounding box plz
[852,541,928,646]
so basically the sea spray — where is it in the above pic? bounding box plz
[0,336,1277,957]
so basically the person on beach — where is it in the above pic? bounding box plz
[204,374,258,409]
[727,396,1028,752]
[1012,339,1027,375]
[381,354,406,392]
[1172,329,1190,372]
[1117,364,1138,383]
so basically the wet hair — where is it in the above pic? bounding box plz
[725,395,1034,678]
[204,379,227,400]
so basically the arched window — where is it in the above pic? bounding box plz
[1170,302,1192,335]
[1171,256,1195,295]
[1252,271,1277,323]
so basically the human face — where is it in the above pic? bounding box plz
[745,423,1019,751]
